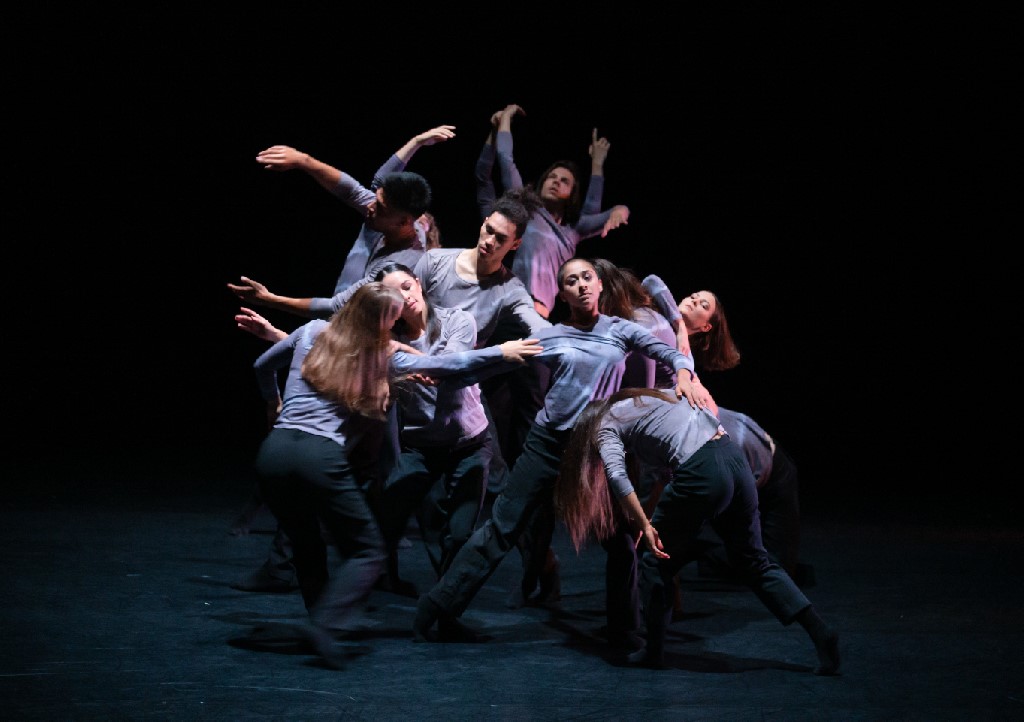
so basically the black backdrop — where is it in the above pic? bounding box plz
[10,8,980,517]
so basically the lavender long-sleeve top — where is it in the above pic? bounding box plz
[622,306,679,391]
[477,132,613,311]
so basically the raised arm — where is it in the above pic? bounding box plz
[374,124,457,188]
[395,124,456,164]
[475,110,502,219]
[494,104,526,193]
[255,145,342,195]
[581,128,610,216]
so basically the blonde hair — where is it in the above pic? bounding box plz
[301,283,403,420]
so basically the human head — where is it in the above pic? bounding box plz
[366,172,432,239]
[535,160,582,224]
[590,258,652,319]
[372,262,439,342]
[557,257,603,316]
[476,188,542,262]
[680,291,741,372]
[301,282,404,419]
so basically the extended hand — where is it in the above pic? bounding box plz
[235,307,286,343]
[498,338,543,363]
[492,104,525,128]
[227,276,272,305]
[589,128,611,167]
[415,125,456,146]
[674,375,713,410]
[601,204,630,237]
[255,145,307,171]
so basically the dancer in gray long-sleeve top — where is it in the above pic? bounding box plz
[238,282,541,669]
[554,387,840,674]
[412,258,712,641]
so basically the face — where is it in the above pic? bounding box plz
[476,212,521,261]
[558,259,602,313]
[381,271,424,323]
[366,188,410,235]
[679,291,716,334]
[540,167,575,203]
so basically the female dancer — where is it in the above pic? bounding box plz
[412,257,710,641]
[244,282,540,668]
[554,387,840,674]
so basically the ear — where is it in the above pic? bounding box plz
[699,322,712,334]
[510,236,523,252]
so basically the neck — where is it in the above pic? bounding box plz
[384,226,415,246]
[403,309,427,340]
[458,248,485,280]
[567,309,599,328]
[543,199,564,224]
[474,248,503,276]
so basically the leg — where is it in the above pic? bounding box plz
[711,439,839,674]
[632,440,733,667]
[601,519,642,653]
[435,436,490,575]
[414,424,567,640]
[509,501,560,608]
[254,432,330,610]
[757,445,802,579]
[231,524,300,592]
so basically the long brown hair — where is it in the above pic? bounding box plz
[592,257,654,319]
[690,292,741,372]
[301,282,403,420]
[555,388,677,552]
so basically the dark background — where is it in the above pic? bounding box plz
[7,9,987,521]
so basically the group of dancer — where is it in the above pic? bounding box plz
[226,105,841,675]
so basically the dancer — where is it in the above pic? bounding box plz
[554,387,840,674]
[411,257,711,641]
[254,124,454,295]
[231,190,552,597]
[238,282,540,669]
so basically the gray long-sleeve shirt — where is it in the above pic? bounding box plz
[254,319,514,449]
[528,315,695,431]
[310,248,551,345]
[717,407,775,488]
[392,307,489,448]
[597,394,725,499]
[330,154,425,295]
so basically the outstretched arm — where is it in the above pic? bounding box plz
[255,145,341,195]
[235,307,289,343]
[227,276,317,318]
